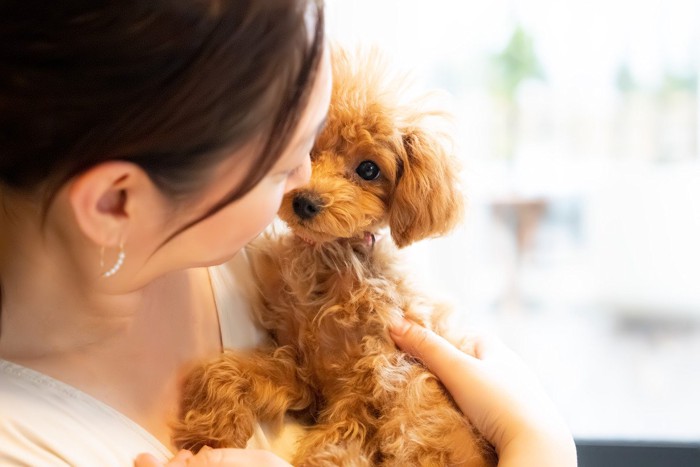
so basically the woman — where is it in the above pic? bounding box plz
[0,1,576,466]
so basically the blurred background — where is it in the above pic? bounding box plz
[326,0,700,444]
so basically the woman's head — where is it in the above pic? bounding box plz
[1,0,323,205]
[0,0,330,286]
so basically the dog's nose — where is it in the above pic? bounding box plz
[292,195,321,220]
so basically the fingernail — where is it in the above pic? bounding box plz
[389,315,411,336]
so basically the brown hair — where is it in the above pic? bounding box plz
[0,0,325,232]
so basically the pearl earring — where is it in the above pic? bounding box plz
[101,242,125,278]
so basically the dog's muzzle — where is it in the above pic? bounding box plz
[292,194,322,220]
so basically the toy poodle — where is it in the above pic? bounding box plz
[172,48,497,467]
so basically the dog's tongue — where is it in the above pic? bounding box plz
[364,231,376,248]
[295,231,377,248]
[297,234,315,245]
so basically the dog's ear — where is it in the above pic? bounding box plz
[389,126,464,248]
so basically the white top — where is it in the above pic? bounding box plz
[0,251,302,466]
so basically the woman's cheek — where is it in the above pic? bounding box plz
[247,180,288,233]
[285,156,312,193]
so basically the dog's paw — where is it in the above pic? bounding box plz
[172,356,258,451]
[171,402,256,451]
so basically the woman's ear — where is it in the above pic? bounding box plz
[67,161,146,247]
[389,127,464,248]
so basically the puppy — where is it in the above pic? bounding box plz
[172,48,497,467]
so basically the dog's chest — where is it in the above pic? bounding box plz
[273,241,400,352]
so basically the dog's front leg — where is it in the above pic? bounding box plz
[171,345,313,452]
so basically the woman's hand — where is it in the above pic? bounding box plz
[134,447,292,467]
[389,317,577,467]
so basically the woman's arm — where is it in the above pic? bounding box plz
[389,317,577,467]
[135,447,291,467]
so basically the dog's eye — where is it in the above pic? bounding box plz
[356,160,380,181]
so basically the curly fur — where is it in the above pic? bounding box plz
[172,48,497,467]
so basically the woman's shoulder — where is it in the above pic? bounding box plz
[0,359,171,466]
[208,248,270,350]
